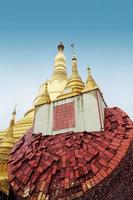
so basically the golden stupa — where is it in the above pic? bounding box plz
[0,43,99,196]
[83,67,99,92]
[0,108,16,195]
[35,82,51,107]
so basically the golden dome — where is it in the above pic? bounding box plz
[35,82,51,107]
[83,67,99,92]
[0,108,15,161]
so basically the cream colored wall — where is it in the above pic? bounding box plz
[34,105,51,134]
[96,91,107,130]
[34,90,107,135]
[83,91,101,131]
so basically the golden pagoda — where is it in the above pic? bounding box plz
[0,43,100,196]
[0,45,100,143]
[0,108,16,195]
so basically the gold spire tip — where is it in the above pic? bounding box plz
[12,104,17,116]
[87,66,91,74]
[45,81,48,89]
[58,42,64,51]
[72,54,77,60]
[34,80,50,107]
[70,43,76,57]
[10,105,17,122]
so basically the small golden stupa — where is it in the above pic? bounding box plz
[0,108,16,195]
[83,67,99,92]
[35,82,51,107]
[58,55,85,99]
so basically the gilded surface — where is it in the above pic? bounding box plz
[0,110,15,195]
[35,42,68,102]
[0,160,9,195]
[83,67,99,92]
[0,109,34,141]
[0,161,8,180]
[35,82,51,107]
[0,178,9,195]
[57,56,85,100]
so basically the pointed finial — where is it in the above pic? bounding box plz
[83,65,99,92]
[45,81,48,89]
[10,105,17,125]
[44,81,49,93]
[8,106,16,128]
[35,81,51,107]
[12,104,17,116]
[70,43,75,57]
[87,66,91,74]
[0,108,15,160]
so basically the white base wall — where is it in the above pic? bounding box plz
[34,90,107,135]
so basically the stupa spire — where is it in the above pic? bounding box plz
[35,82,51,107]
[64,52,84,93]
[52,42,68,81]
[83,67,99,92]
[0,107,16,160]
[70,43,75,56]
[57,54,85,100]
[3,106,16,142]
[71,55,80,78]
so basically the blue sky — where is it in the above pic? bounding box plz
[0,0,133,130]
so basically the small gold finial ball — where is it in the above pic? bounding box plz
[87,66,91,73]
[58,42,64,50]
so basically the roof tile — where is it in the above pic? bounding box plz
[8,107,133,200]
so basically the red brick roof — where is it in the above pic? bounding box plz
[8,107,133,200]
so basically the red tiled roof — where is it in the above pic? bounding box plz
[8,107,133,200]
